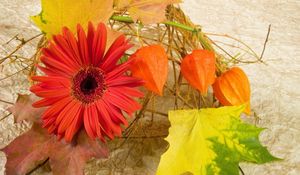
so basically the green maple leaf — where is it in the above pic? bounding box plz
[156,105,280,175]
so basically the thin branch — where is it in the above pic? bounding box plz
[0,33,43,64]
[0,99,14,105]
[260,24,271,60]
[123,92,153,136]
[145,109,168,117]
[0,112,11,122]
[119,134,168,139]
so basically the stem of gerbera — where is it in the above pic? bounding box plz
[110,15,214,51]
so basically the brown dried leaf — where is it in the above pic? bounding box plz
[1,123,108,175]
[115,0,182,24]
[1,123,53,175]
[49,131,109,175]
[7,94,44,123]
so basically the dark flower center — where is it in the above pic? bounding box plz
[72,67,106,103]
[80,75,98,95]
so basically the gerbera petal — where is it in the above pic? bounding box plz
[41,60,72,77]
[50,44,80,71]
[41,56,75,76]
[91,104,105,141]
[96,100,120,138]
[32,96,67,108]
[32,82,68,90]
[64,107,83,142]
[32,88,70,98]
[105,60,132,80]
[43,117,56,128]
[92,23,107,66]
[57,101,82,134]
[62,27,82,65]
[83,105,96,139]
[109,87,144,98]
[44,42,78,69]
[100,44,132,72]
[30,83,66,92]
[47,124,57,134]
[103,34,126,61]
[109,105,128,126]
[53,34,81,67]
[88,105,98,137]
[87,22,95,61]
[55,100,77,126]
[37,65,60,77]
[77,24,89,65]
[94,101,113,138]
[104,92,140,115]
[109,89,141,111]
[42,96,72,121]
[31,76,70,87]
[107,76,144,87]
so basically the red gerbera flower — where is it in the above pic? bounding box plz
[30,22,143,142]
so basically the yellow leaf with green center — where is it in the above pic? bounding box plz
[32,0,114,38]
[156,106,280,175]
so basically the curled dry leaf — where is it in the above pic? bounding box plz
[115,0,182,24]
[7,93,44,123]
[129,45,168,96]
[1,123,108,175]
[32,0,114,38]
[213,67,251,114]
[180,49,216,94]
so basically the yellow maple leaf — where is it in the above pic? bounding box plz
[32,0,114,38]
[157,105,279,175]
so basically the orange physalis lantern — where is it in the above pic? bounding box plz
[180,49,216,94]
[129,45,168,96]
[213,67,251,114]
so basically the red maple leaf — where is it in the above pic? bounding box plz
[1,123,108,175]
[7,94,44,123]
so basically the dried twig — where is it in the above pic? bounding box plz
[0,33,43,64]
[260,24,271,60]
[0,112,12,122]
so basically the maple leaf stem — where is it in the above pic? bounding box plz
[26,158,49,175]
[0,99,14,104]
[239,166,245,175]
[111,15,214,51]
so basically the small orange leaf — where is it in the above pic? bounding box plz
[213,67,251,115]
[129,45,168,95]
[180,49,216,94]
[115,0,182,24]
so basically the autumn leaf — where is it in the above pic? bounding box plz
[49,131,108,175]
[115,0,182,24]
[130,45,168,95]
[1,123,108,175]
[1,123,54,175]
[181,49,216,94]
[7,94,44,123]
[156,106,279,175]
[32,0,114,38]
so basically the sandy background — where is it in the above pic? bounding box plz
[0,0,300,174]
